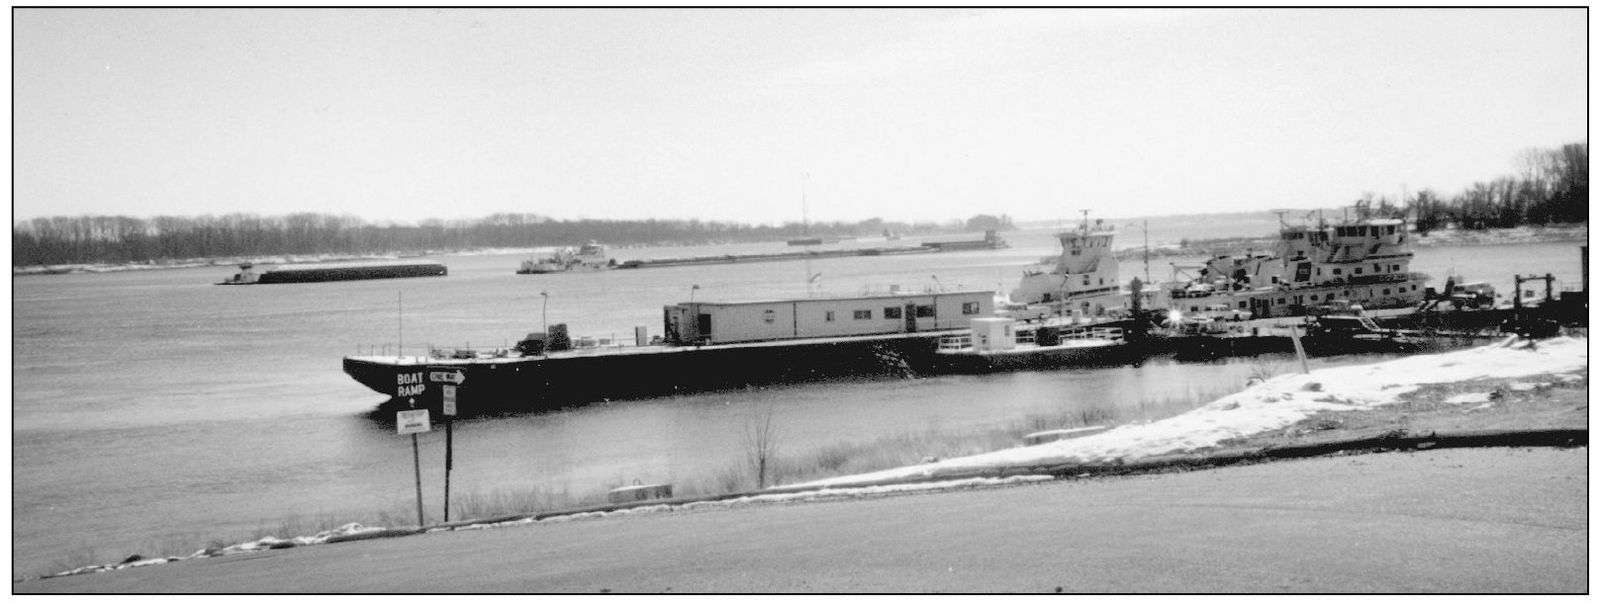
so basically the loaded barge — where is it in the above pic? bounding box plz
[343,288,1135,415]
[219,260,446,285]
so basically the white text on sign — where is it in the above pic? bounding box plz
[442,385,457,416]
[396,372,425,397]
[429,370,466,385]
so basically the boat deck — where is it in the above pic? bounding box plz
[347,328,975,366]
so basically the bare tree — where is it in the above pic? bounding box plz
[744,404,781,490]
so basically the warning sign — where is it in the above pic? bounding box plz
[397,409,431,435]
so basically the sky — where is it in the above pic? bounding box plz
[11,8,1588,226]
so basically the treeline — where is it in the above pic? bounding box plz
[11,212,976,267]
[1364,141,1587,233]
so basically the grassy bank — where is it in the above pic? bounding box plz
[34,348,1587,580]
[42,387,1227,578]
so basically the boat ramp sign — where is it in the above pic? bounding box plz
[397,409,431,435]
[429,368,466,385]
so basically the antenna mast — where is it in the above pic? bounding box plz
[1143,219,1150,285]
[801,171,809,237]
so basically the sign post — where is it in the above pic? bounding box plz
[442,384,456,522]
[429,367,465,523]
[397,409,431,528]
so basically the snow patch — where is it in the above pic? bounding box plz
[781,337,1588,489]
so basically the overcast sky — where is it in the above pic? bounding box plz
[13,8,1587,225]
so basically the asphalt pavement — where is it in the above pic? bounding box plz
[13,446,1587,593]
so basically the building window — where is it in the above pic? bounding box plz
[1311,294,1319,301]
[1333,268,1342,275]
[883,306,902,319]
[1382,289,1390,295]
[762,309,776,324]
[1373,263,1381,272]
[1277,298,1287,304]
[1392,264,1400,272]
[853,309,871,320]
[1190,305,1199,312]
[915,305,935,318]
[825,311,836,322]
[1355,268,1363,275]
[1238,301,1248,309]
[961,302,980,315]
[1082,276,1090,286]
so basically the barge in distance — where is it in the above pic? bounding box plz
[218,259,447,285]
[343,288,1136,415]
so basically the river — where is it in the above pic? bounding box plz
[11,222,1585,578]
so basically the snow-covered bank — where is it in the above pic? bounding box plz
[39,523,397,578]
[781,336,1588,489]
[1411,224,1587,247]
[1115,223,1586,260]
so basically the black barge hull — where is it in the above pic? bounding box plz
[346,335,958,415]
[258,263,446,283]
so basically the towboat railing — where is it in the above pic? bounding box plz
[937,334,973,352]
[1058,327,1125,342]
[937,326,1125,353]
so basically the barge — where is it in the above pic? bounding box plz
[922,229,1009,251]
[218,259,446,285]
[344,288,1137,414]
[614,236,1007,270]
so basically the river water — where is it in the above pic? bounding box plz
[11,223,1585,578]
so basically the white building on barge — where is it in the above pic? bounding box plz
[662,290,995,346]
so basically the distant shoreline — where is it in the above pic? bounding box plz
[1115,223,1587,261]
[14,224,1587,276]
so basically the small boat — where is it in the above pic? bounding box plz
[517,250,573,274]
[517,242,615,274]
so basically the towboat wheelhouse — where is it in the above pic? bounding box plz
[1010,217,1126,317]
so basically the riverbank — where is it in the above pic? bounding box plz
[17,446,1585,593]
[1114,223,1587,261]
[16,223,1586,275]
[20,333,1586,583]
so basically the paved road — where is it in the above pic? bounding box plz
[15,447,1586,593]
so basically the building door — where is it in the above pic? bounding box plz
[904,303,917,333]
[697,313,712,341]
[1250,297,1271,318]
